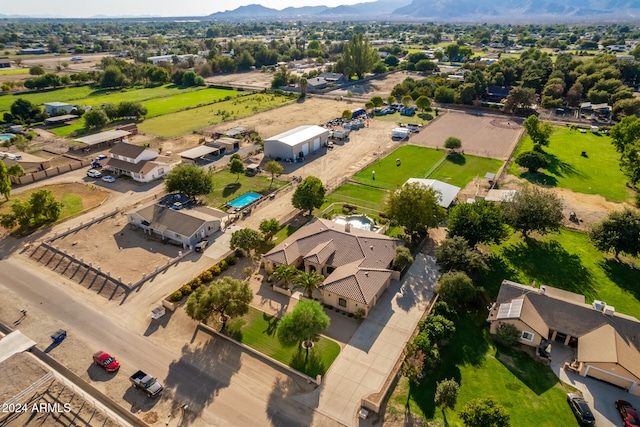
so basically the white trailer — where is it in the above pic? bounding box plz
[391,128,410,139]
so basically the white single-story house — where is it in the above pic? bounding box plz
[264,125,329,160]
[405,178,461,208]
[263,217,404,317]
[103,143,174,183]
[44,102,77,116]
[488,280,640,396]
[127,204,227,250]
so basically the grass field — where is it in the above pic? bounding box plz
[0,85,94,112]
[139,92,295,137]
[508,127,631,202]
[387,311,580,427]
[141,88,239,118]
[0,68,29,76]
[225,307,340,377]
[481,229,640,319]
[204,168,288,208]
[329,182,389,205]
[353,145,446,189]
[429,153,503,188]
[0,183,108,228]
[48,119,85,137]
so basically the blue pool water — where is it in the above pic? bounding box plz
[228,192,261,208]
[333,215,376,232]
[0,134,13,141]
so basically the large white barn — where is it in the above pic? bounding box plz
[264,125,329,161]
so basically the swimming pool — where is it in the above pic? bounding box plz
[0,134,13,141]
[333,214,378,232]
[228,192,262,208]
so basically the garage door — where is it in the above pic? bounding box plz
[313,138,320,151]
[585,365,636,391]
[302,143,309,155]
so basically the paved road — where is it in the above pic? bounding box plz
[0,257,338,427]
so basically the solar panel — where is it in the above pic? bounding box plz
[496,298,523,319]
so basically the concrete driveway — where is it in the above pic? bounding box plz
[551,344,640,427]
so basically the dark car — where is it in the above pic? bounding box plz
[567,393,596,425]
[616,400,640,427]
[93,351,120,373]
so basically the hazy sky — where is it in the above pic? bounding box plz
[4,0,365,18]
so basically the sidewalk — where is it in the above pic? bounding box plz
[294,253,439,426]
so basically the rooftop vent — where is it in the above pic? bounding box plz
[539,286,546,295]
[604,305,615,316]
[370,246,374,250]
[593,300,606,311]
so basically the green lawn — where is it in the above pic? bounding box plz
[0,68,29,76]
[353,145,446,189]
[508,127,631,203]
[225,307,340,377]
[329,182,389,206]
[48,119,85,137]
[481,229,640,319]
[429,153,503,188]
[0,85,95,112]
[141,87,240,118]
[388,311,580,427]
[203,168,288,208]
[138,92,295,138]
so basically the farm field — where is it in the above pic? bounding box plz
[48,119,85,137]
[0,68,29,76]
[429,153,503,188]
[0,85,94,112]
[508,127,631,203]
[138,92,296,137]
[482,229,640,319]
[387,311,580,427]
[352,145,446,189]
[141,87,239,118]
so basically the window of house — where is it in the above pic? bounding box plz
[326,266,335,274]
[338,298,347,308]
[521,331,534,342]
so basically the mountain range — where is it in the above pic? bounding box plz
[207,0,640,22]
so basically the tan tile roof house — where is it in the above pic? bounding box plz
[488,280,640,396]
[263,217,404,316]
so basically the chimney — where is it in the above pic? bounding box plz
[344,223,351,232]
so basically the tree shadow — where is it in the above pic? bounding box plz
[494,345,560,395]
[446,153,466,165]
[222,183,242,198]
[544,153,585,179]
[266,377,316,426]
[600,258,640,302]
[480,253,523,299]
[520,171,558,187]
[262,312,280,337]
[500,240,596,299]
[289,348,326,378]
[418,112,433,121]
[162,330,242,425]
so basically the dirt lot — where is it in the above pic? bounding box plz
[0,353,119,427]
[410,111,525,160]
[205,70,275,89]
[330,71,422,99]
[53,213,180,285]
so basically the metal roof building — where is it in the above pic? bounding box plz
[264,125,329,161]
[74,130,131,147]
[405,178,461,208]
[179,146,221,163]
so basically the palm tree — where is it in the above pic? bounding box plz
[272,264,298,290]
[293,270,324,299]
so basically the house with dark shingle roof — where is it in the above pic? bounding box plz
[104,143,175,183]
[263,217,404,316]
[488,280,640,396]
[126,203,227,249]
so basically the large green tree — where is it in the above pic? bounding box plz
[229,158,245,182]
[523,115,553,148]
[292,176,326,216]
[435,378,460,413]
[0,161,13,201]
[342,34,379,80]
[435,236,488,274]
[185,277,253,329]
[259,218,280,240]
[83,109,109,129]
[230,228,263,256]
[276,300,330,356]
[503,87,536,114]
[611,115,640,153]
[501,185,563,238]
[164,164,213,200]
[590,208,640,258]
[385,182,446,241]
[436,271,476,307]
[515,150,549,173]
[447,200,508,247]
[459,398,510,427]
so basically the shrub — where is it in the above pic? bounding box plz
[218,260,228,271]
[225,256,238,266]
[180,284,193,296]
[354,308,366,320]
[234,248,244,258]
[209,264,221,276]
[495,322,521,347]
[635,192,640,208]
[188,278,202,289]
[170,290,183,302]
[199,270,213,283]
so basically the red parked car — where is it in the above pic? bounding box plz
[616,400,640,427]
[92,351,120,373]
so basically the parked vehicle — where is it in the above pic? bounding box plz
[93,351,120,373]
[102,175,115,183]
[130,370,163,398]
[331,129,350,140]
[87,169,102,178]
[91,161,102,168]
[616,400,640,427]
[567,393,596,425]
[195,239,208,252]
[95,155,108,161]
